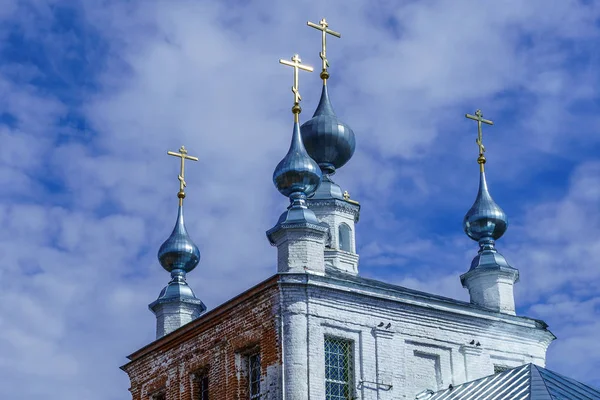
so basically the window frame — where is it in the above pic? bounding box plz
[324,335,355,400]
[248,352,261,400]
[192,370,209,400]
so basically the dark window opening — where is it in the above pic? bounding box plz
[249,353,261,399]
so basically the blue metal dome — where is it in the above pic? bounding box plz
[463,171,508,241]
[157,205,200,274]
[301,84,355,174]
[273,121,322,198]
[154,276,199,301]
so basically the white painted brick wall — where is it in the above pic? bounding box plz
[308,199,360,275]
[270,226,327,274]
[462,267,519,315]
[153,301,202,339]
[278,275,553,400]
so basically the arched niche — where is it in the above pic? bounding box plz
[338,223,352,252]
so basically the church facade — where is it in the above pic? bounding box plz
[121,17,598,400]
[121,271,554,399]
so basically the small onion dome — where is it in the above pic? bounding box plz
[157,205,200,273]
[301,84,355,174]
[273,121,322,198]
[463,171,508,241]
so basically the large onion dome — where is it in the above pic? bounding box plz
[300,84,355,175]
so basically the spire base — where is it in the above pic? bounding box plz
[266,218,328,274]
[460,265,519,315]
[461,237,519,314]
[267,191,329,274]
[149,278,206,339]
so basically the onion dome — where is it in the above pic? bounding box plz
[157,205,200,274]
[150,204,204,309]
[462,170,514,272]
[300,84,355,175]
[463,171,508,241]
[273,121,322,198]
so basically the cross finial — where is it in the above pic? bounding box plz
[307,17,341,82]
[342,190,360,205]
[279,54,313,120]
[465,109,494,171]
[167,145,199,205]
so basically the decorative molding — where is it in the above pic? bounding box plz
[459,344,483,356]
[307,198,360,220]
[372,327,394,339]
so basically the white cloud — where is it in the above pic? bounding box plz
[0,0,599,398]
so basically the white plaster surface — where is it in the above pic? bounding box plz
[309,199,360,275]
[277,273,553,399]
[152,301,203,339]
[462,267,519,315]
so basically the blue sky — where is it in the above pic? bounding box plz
[1,1,599,399]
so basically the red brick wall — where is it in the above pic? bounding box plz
[122,277,281,400]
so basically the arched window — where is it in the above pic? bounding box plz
[338,223,352,252]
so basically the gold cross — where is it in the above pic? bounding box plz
[465,110,493,169]
[167,145,199,203]
[307,18,341,79]
[342,190,360,205]
[279,54,313,109]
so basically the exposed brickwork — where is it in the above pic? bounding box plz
[123,272,553,400]
[122,276,281,400]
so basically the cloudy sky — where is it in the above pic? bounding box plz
[1,0,599,398]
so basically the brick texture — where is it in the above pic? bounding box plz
[123,272,554,400]
[122,277,281,400]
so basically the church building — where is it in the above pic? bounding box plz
[120,18,600,400]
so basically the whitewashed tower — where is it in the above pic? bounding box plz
[460,110,519,315]
[301,18,360,275]
[149,146,206,339]
[267,54,329,274]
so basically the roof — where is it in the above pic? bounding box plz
[122,275,280,366]
[320,270,552,331]
[124,270,555,368]
[426,363,600,400]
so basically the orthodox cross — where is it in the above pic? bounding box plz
[343,190,359,205]
[167,145,199,203]
[279,54,313,113]
[307,18,341,79]
[465,109,493,168]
